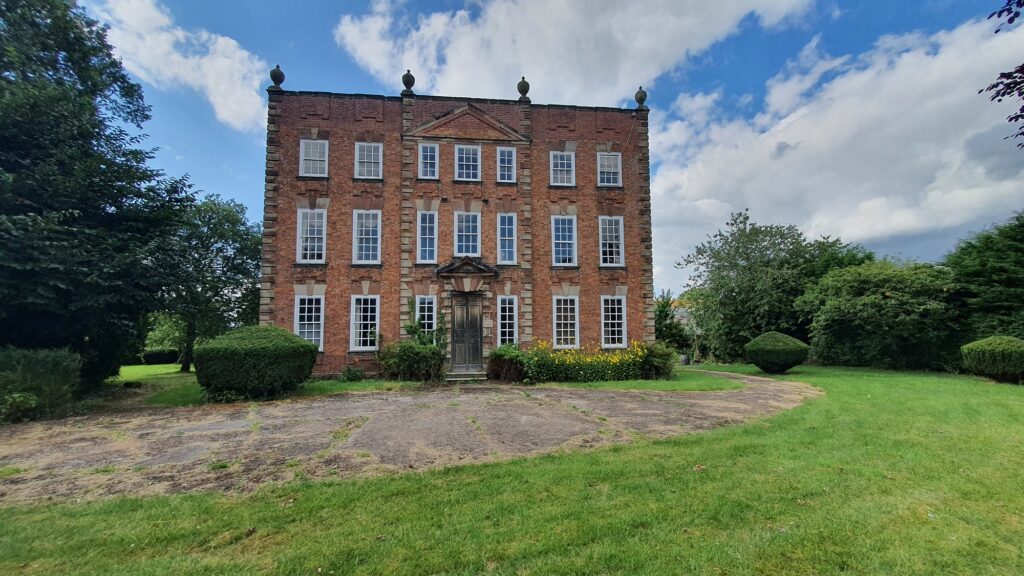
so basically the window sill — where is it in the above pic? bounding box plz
[597,185,623,189]
[599,265,626,270]
[497,262,518,267]
[294,262,327,267]
[454,254,482,258]
[549,185,577,190]
[348,349,378,354]
[452,179,482,184]
[551,265,580,270]
[416,177,440,182]
[496,181,518,186]
[415,261,438,267]
[351,263,382,268]
[297,175,328,181]
[353,177,383,182]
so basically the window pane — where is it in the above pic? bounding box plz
[352,297,378,349]
[598,153,621,186]
[498,148,515,182]
[355,211,380,262]
[301,141,327,176]
[498,213,515,263]
[600,217,623,266]
[552,217,576,265]
[551,152,574,185]
[299,210,325,262]
[418,211,436,262]
[456,212,480,255]
[296,297,322,348]
[417,297,435,333]
[602,297,626,347]
[554,298,577,348]
[457,146,479,180]
[498,296,516,345]
[357,143,381,178]
[420,145,437,178]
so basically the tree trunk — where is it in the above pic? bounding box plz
[180,317,197,372]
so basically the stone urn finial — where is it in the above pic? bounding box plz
[635,85,648,110]
[402,69,415,95]
[517,76,530,102]
[270,65,285,88]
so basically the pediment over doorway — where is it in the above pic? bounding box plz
[435,256,500,278]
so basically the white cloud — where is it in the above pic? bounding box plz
[334,0,815,104]
[89,0,267,132]
[651,20,1024,291]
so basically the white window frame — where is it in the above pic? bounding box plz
[418,142,439,180]
[354,142,383,180]
[496,147,517,183]
[497,295,518,345]
[454,211,481,257]
[454,144,482,182]
[293,295,324,352]
[552,295,580,349]
[296,208,327,264]
[549,151,576,187]
[597,152,622,187]
[550,214,578,267]
[299,139,328,178]
[349,295,380,352]
[416,210,437,264]
[415,295,437,333]
[352,209,382,264]
[598,215,625,268]
[600,296,628,349]
[497,212,517,265]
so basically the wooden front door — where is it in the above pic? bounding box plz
[451,293,483,372]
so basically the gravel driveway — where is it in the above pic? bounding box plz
[0,372,820,503]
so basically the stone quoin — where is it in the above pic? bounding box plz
[260,68,655,376]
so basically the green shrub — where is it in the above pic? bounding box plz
[340,366,365,382]
[0,347,79,422]
[640,341,678,379]
[521,341,666,384]
[193,326,318,402]
[744,332,809,374]
[487,343,526,382]
[142,348,179,365]
[961,336,1024,384]
[378,340,446,382]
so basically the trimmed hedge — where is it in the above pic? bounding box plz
[0,348,79,423]
[486,341,675,384]
[744,332,809,374]
[142,348,179,365]
[961,336,1024,384]
[487,344,525,382]
[194,326,318,402]
[378,340,446,382]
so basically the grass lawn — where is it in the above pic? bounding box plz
[542,368,741,392]
[4,366,1023,574]
[115,364,419,407]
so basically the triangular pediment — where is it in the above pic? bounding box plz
[435,256,500,277]
[408,104,528,142]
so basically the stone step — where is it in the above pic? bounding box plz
[445,371,488,383]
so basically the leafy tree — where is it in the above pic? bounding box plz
[796,261,962,370]
[161,196,262,372]
[678,211,873,361]
[654,290,689,353]
[944,211,1024,339]
[982,1,1024,148]
[0,0,192,389]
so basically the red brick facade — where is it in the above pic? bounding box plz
[260,82,655,375]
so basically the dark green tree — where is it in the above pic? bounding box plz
[654,290,689,354]
[0,0,193,389]
[678,211,873,361]
[944,211,1024,340]
[982,1,1024,148]
[161,196,262,372]
[796,261,962,369]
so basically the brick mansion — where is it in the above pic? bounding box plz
[259,67,655,376]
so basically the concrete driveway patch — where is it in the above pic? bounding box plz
[0,372,820,503]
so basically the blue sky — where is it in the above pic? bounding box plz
[85,0,1024,292]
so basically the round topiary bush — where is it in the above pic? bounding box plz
[194,326,318,401]
[960,336,1024,384]
[744,332,810,374]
